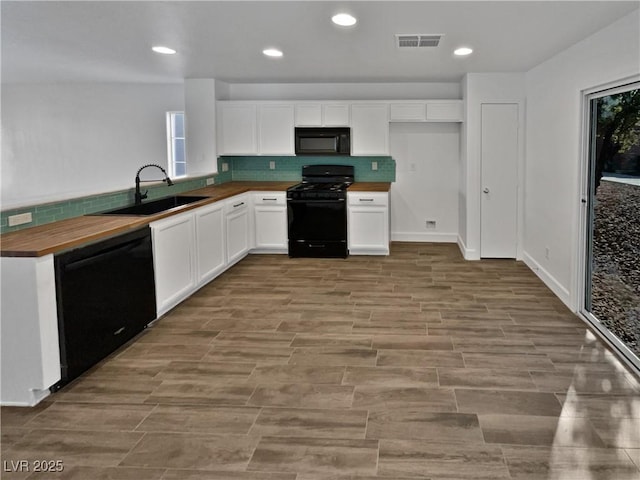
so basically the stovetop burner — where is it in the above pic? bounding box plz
[287,165,355,200]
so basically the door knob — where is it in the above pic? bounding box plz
[483,187,490,194]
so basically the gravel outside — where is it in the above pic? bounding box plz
[591,179,640,357]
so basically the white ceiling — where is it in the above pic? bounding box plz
[2,1,638,84]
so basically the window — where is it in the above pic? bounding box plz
[167,112,186,178]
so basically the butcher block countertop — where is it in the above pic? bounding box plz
[1,181,391,257]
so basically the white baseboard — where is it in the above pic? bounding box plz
[391,232,458,243]
[522,251,571,307]
[457,235,479,260]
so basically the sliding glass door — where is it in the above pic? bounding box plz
[583,82,640,368]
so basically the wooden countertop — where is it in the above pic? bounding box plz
[1,181,391,257]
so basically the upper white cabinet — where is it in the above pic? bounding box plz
[351,103,389,155]
[218,99,462,156]
[295,103,322,126]
[389,101,463,122]
[390,103,427,122]
[425,101,463,122]
[323,103,350,126]
[258,104,295,155]
[294,103,350,127]
[217,103,258,155]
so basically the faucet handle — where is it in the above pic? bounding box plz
[141,190,148,200]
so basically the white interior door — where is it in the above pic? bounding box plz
[480,103,519,258]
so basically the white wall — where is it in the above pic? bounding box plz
[524,10,640,307]
[1,83,184,208]
[390,123,460,242]
[460,73,526,259]
[225,82,461,101]
[185,79,217,175]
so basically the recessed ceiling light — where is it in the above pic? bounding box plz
[332,13,357,27]
[152,46,177,55]
[454,47,473,56]
[263,48,283,57]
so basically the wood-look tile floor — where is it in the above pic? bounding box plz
[2,243,639,479]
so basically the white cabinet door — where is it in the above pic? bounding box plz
[323,103,350,126]
[350,104,389,155]
[253,192,287,252]
[151,212,196,315]
[348,192,390,255]
[258,104,295,155]
[226,195,250,266]
[295,103,322,126]
[390,103,427,122]
[218,103,257,155]
[194,202,226,285]
[425,101,463,122]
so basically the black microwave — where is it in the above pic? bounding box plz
[295,127,350,156]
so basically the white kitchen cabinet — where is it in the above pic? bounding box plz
[151,211,196,316]
[350,103,389,155]
[1,255,60,406]
[252,192,287,253]
[348,191,390,255]
[217,102,258,155]
[194,201,226,286]
[295,103,322,126]
[225,194,251,266]
[390,103,427,122]
[425,100,463,122]
[258,104,295,155]
[294,102,350,127]
[323,103,350,126]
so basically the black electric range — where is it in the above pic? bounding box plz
[287,165,354,258]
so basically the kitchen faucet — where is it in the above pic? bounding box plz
[134,164,174,204]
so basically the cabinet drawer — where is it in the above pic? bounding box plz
[348,192,389,206]
[225,194,249,214]
[253,192,286,206]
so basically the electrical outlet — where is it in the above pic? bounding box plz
[8,212,33,227]
[269,161,276,170]
[371,161,378,171]
[206,177,215,186]
[222,162,229,172]
[425,220,436,229]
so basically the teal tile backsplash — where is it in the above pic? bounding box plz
[225,155,396,182]
[1,156,393,234]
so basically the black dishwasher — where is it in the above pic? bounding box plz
[53,226,156,387]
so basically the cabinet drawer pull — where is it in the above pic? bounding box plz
[262,198,277,201]
[113,327,126,336]
[233,202,245,208]
[359,198,374,202]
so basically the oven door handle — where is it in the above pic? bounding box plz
[287,198,346,203]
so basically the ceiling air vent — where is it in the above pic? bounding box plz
[396,34,443,49]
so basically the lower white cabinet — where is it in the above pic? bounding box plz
[348,191,390,255]
[225,194,250,266]
[253,192,287,253]
[194,201,226,285]
[151,211,196,316]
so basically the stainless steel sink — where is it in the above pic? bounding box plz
[91,195,209,216]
